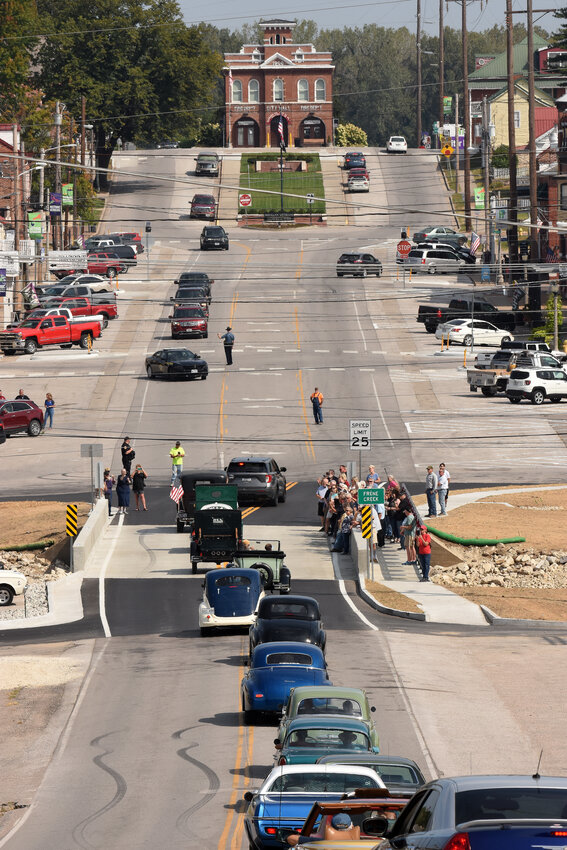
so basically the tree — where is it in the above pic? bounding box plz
[35,0,223,187]
[335,123,367,146]
[0,0,38,120]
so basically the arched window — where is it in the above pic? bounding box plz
[314,79,326,101]
[252,49,261,62]
[275,34,281,44]
[273,78,284,102]
[232,79,243,102]
[297,79,309,101]
[248,79,260,103]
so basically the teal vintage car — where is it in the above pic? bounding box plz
[277,686,379,749]
[275,716,379,766]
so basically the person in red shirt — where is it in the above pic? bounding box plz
[416,525,432,582]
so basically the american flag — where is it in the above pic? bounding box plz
[170,481,184,504]
[470,232,481,255]
[546,244,558,263]
[278,114,284,145]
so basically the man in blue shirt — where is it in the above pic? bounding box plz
[218,326,235,365]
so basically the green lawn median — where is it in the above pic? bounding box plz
[239,153,325,215]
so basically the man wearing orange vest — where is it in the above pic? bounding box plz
[310,387,324,424]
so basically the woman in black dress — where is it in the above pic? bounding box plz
[132,464,148,511]
[116,468,132,515]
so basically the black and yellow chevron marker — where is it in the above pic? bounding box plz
[360,505,372,539]
[66,503,78,537]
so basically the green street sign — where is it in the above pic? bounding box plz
[28,211,43,239]
[474,187,485,209]
[358,488,385,505]
[196,484,238,510]
[62,183,73,206]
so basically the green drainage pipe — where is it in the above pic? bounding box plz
[426,526,525,546]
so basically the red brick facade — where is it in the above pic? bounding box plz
[224,20,334,148]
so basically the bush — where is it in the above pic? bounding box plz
[335,123,368,146]
[491,144,516,170]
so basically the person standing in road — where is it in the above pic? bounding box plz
[416,525,432,581]
[437,463,450,516]
[43,393,55,430]
[218,326,235,365]
[170,440,185,483]
[116,468,132,515]
[15,389,29,400]
[310,387,324,424]
[132,464,148,511]
[425,465,438,517]
[103,468,115,516]
[121,437,135,475]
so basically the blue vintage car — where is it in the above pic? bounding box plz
[241,641,330,721]
[243,764,385,850]
[276,716,379,765]
[198,568,264,635]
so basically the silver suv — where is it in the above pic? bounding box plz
[407,247,466,274]
[506,368,567,405]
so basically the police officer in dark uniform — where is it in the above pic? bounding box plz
[218,326,235,365]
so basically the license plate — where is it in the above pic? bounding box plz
[213,242,220,246]
[242,477,252,482]
[191,368,198,373]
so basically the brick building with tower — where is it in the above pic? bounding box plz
[223,19,334,148]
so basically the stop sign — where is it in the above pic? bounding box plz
[239,193,252,207]
[397,239,412,258]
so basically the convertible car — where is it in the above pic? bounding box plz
[275,717,379,766]
[284,794,411,846]
[241,642,330,722]
[199,568,263,635]
[243,764,385,850]
[249,595,326,656]
[278,686,379,749]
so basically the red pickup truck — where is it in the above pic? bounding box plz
[0,316,101,355]
[54,252,122,279]
[42,296,118,322]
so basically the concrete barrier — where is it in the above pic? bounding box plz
[73,498,110,571]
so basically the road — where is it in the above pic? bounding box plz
[2,146,567,849]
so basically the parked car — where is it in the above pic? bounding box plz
[109,231,144,252]
[0,399,44,436]
[243,764,386,850]
[241,642,330,721]
[42,273,111,292]
[407,246,466,274]
[435,318,513,347]
[249,594,325,655]
[278,686,379,749]
[412,225,467,245]
[0,567,27,606]
[199,568,264,636]
[195,151,220,176]
[200,225,229,250]
[317,754,426,795]
[170,305,208,339]
[190,193,216,220]
[380,774,567,849]
[336,253,382,277]
[83,235,123,251]
[413,241,476,264]
[226,455,287,506]
[386,135,407,153]
[0,316,101,355]
[22,307,107,330]
[500,339,567,360]
[41,296,118,323]
[344,152,366,169]
[38,284,110,304]
[88,246,136,273]
[145,348,208,380]
[506,367,567,405]
[417,297,516,334]
[275,716,378,766]
[347,175,369,192]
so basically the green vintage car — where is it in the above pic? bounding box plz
[277,686,379,749]
[275,716,379,766]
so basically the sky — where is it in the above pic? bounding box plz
[177,0,560,39]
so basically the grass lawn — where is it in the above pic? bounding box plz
[239,153,325,215]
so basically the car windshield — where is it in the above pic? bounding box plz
[269,773,378,793]
[297,698,363,716]
[42,286,65,295]
[165,350,196,361]
[174,308,204,317]
[193,195,214,204]
[205,228,224,236]
[455,788,567,822]
[391,137,405,142]
[288,729,369,749]
[260,600,318,620]
[176,289,206,297]
[265,652,313,665]
[374,764,421,785]
[179,273,208,281]
[18,319,42,328]
[215,575,251,588]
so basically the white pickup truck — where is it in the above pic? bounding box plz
[0,567,27,606]
[468,350,566,396]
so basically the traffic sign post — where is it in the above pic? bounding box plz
[349,419,371,480]
[442,144,454,157]
[307,193,314,224]
[66,503,78,572]
[81,442,104,509]
[396,239,412,289]
[239,193,252,207]
[360,504,373,580]
[358,488,385,505]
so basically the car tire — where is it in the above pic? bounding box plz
[269,492,278,507]
[201,374,207,380]
[244,709,255,725]
[191,561,198,574]
[508,397,522,404]
[171,333,178,340]
[146,366,154,379]
[200,627,208,637]
[428,265,436,275]
[203,332,208,339]
[107,268,117,279]
[481,387,497,397]
[253,562,274,589]
[119,263,127,274]
[101,316,109,329]
[176,519,184,533]
[376,269,381,277]
[0,585,14,606]
[28,419,42,437]
[531,389,546,405]
[79,333,93,349]
[501,335,512,344]
[24,338,38,355]
[278,486,286,503]
[463,335,473,347]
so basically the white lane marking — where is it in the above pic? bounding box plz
[242,398,281,401]
[405,422,413,433]
[314,349,330,353]
[338,579,378,630]
[286,348,301,352]
[245,405,284,409]
[98,513,125,637]
[343,350,359,354]
[359,368,375,372]
[330,367,345,371]
[138,380,150,426]
[257,349,273,352]
[371,375,394,446]
[239,367,254,371]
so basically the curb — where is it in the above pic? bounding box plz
[357,574,426,622]
[480,604,567,629]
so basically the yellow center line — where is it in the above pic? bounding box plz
[297,369,316,461]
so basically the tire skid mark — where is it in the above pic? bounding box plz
[71,730,128,849]
[172,728,220,836]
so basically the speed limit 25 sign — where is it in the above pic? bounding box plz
[349,419,371,451]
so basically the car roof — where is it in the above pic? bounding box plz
[259,594,319,607]
[253,640,324,655]
[436,775,567,791]
[229,455,274,463]
[318,754,422,768]
[287,717,370,733]
[259,763,385,787]
[205,567,261,584]
[290,686,367,702]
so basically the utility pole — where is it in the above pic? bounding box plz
[527,0,539,261]
[81,96,86,167]
[455,93,460,196]
[13,123,23,316]
[417,0,422,146]
[461,0,472,231]
[54,101,62,249]
[506,0,519,270]
[482,96,492,259]
[438,0,445,146]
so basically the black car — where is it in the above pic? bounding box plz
[200,226,229,251]
[170,287,211,313]
[336,253,382,278]
[226,456,287,506]
[344,152,366,169]
[249,595,326,656]
[145,348,208,380]
[174,272,214,287]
